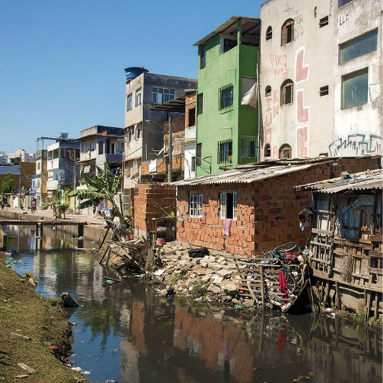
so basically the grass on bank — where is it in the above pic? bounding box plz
[0,254,88,383]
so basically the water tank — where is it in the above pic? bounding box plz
[124,67,149,82]
[59,132,68,139]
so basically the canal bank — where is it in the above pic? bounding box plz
[0,207,107,245]
[0,251,89,382]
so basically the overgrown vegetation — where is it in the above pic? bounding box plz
[41,190,71,219]
[170,271,187,283]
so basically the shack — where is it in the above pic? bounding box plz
[173,157,381,256]
[297,169,382,321]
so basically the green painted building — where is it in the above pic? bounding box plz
[194,16,261,176]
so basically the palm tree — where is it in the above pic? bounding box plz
[69,162,125,224]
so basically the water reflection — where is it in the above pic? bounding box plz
[4,225,382,383]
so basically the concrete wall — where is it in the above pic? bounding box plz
[260,0,335,160]
[123,72,197,189]
[331,0,383,156]
[196,20,259,176]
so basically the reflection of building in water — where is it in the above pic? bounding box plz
[173,306,254,383]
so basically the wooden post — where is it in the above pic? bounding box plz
[260,265,265,307]
[99,227,110,250]
[335,281,341,310]
[373,292,379,320]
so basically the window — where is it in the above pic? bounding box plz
[200,45,206,69]
[265,86,272,97]
[127,93,132,110]
[196,143,202,166]
[82,144,86,153]
[197,93,203,114]
[221,37,237,53]
[98,141,104,155]
[189,194,203,217]
[37,162,41,170]
[281,79,294,105]
[188,107,195,127]
[320,85,329,96]
[90,142,95,151]
[339,29,378,64]
[279,144,292,159]
[135,88,142,106]
[319,16,329,27]
[135,123,141,140]
[127,128,132,142]
[266,26,273,40]
[281,19,294,45]
[264,144,271,158]
[191,156,196,172]
[338,0,352,7]
[219,85,234,110]
[152,88,175,104]
[240,135,257,159]
[342,68,368,109]
[219,192,237,220]
[218,140,232,164]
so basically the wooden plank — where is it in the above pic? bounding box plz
[311,228,332,235]
[260,265,265,307]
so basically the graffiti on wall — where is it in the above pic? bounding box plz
[270,54,291,78]
[329,134,383,157]
[295,47,309,157]
[264,89,280,128]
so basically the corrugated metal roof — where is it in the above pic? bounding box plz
[0,165,20,175]
[194,16,261,46]
[173,163,322,186]
[296,169,383,194]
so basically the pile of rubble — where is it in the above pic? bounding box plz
[151,242,255,308]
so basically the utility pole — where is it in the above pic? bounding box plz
[18,165,22,209]
[168,116,172,183]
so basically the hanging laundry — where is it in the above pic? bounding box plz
[223,219,232,236]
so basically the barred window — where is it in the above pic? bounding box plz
[219,85,234,110]
[189,194,203,217]
[197,93,203,115]
[240,135,257,159]
[127,93,132,110]
[266,26,272,40]
[218,140,232,164]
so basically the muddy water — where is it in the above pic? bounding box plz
[3,225,382,383]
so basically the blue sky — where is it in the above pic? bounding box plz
[0,0,262,155]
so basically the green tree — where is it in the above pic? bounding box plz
[1,172,14,194]
[68,162,125,224]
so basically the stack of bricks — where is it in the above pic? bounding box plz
[133,183,176,238]
[176,157,382,257]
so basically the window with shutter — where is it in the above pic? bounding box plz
[280,79,294,106]
[281,19,294,45]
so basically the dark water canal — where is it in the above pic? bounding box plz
[3,225,382,383]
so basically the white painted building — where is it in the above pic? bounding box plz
[259,0,382,160]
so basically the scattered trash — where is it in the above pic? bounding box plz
[60,292,79,307]
[71,366,82,372]
[47,345,58,350]
[154,269,165,276]
[325,308,334,313]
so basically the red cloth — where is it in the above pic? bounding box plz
[279,270,288,300]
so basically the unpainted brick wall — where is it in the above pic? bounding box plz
[177,163,332,256]
[133,183,176,237]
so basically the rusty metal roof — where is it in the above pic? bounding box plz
[296,169,383,193]
[173,162,326,186]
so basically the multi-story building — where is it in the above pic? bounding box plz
[123,67,197,190]
[184,90,197,179]
[47,141,80,198]
[0,151,7,165]
[78,125,124,179]
[194,16,261,177]
[8,149,35,164]
[35,150,48,207]
[259,0,382,160]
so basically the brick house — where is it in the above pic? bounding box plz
[174,156,381,256]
